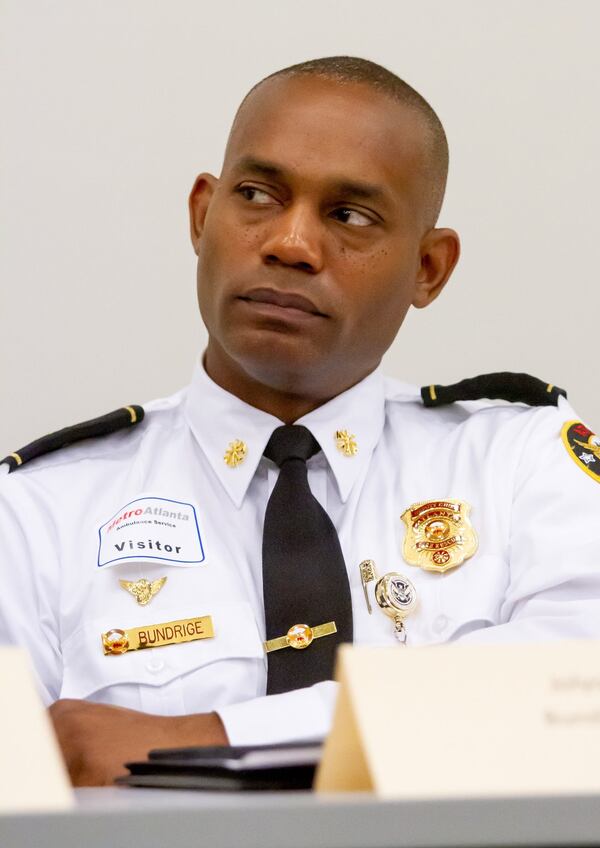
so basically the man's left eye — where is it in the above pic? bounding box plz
[331,208,373,227]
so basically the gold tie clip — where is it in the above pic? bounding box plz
[263,621,337,653]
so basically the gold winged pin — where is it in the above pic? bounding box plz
[119,577,167,606]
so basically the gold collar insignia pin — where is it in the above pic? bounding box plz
[119,576,167,605]
[335,430,358,457]
[224,439,248,468]
[359,559,417,643]
[401,500,478,573]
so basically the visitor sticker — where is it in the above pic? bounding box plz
[97,496,205,567]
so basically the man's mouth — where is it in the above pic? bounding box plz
[238,288,326,318]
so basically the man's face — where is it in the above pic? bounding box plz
[191,75,456,402]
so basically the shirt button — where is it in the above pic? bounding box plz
[433,614,450,634]
[146,658,165,673]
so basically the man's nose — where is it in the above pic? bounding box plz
[260,205,323,273]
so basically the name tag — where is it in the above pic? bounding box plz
[97,496,205,567]
[102,616,214,655]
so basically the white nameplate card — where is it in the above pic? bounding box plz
[316,641,600,798]
[0,648,73,812]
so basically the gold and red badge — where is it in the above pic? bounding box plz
[401,500,478,573]
[561,421,600,484]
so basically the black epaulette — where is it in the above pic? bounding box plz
[1,405,144,473]
[421,373,567,408]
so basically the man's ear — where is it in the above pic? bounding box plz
[188,173,219,255]
[412,228,461,308]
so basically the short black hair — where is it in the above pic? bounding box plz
[239,56,449,226]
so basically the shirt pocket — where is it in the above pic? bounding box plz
[60,601,267,713]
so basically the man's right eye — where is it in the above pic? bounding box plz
[237,186,275,205]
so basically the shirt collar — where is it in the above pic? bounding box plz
[295,369,385,503]
[183,358,386,508]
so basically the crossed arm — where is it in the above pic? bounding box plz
[49,699,228,786]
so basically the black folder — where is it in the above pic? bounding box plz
[115,742,322,791]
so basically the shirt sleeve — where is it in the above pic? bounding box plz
[455,398,600,646]
[217,680,338,746]
[0,473,62,704]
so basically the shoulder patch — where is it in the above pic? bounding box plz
[1,405,144,473]
[422,372,566,408]
[561,421,600,484]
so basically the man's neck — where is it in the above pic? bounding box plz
[203,343,374,424]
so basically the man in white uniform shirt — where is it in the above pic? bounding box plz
[1,56,600,786]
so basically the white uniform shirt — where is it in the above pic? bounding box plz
[1,361,599,745]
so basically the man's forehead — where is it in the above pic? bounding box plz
[223,75,429,191]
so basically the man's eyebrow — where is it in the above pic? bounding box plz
[231,157,286,179]
[329,180,387,203]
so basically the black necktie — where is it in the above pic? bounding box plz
[262,425,353,695]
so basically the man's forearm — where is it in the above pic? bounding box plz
[49,699,228,787]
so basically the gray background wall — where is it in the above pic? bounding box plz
[1,0,599,454]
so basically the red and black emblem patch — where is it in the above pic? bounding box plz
[561,421,600,484]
